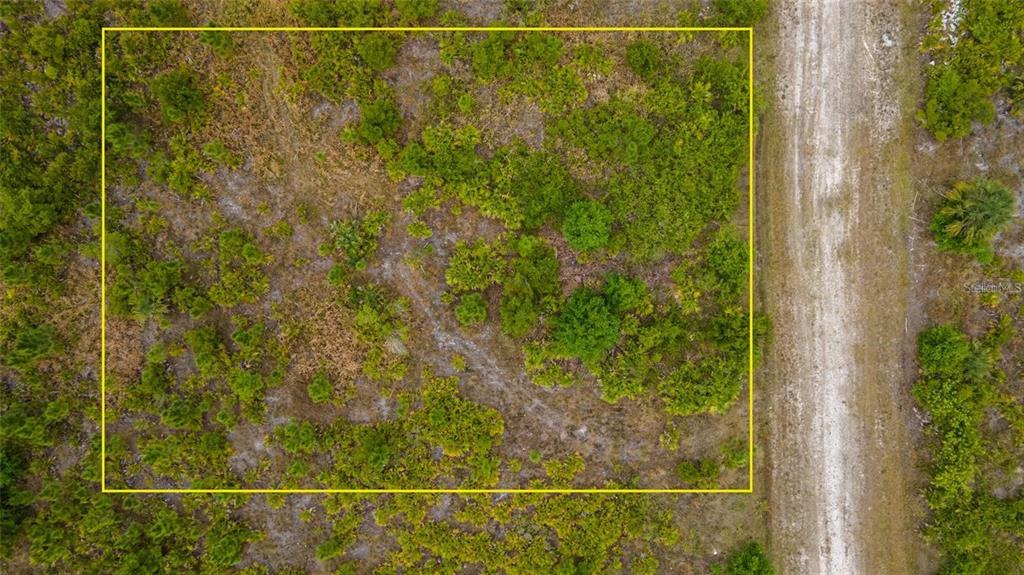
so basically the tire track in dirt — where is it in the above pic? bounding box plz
[762,2,918,573]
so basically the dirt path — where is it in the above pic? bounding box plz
[761,2,920,573]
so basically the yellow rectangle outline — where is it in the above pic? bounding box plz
[103,25,757,493]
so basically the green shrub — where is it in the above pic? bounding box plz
[553,288,620,365]
[207,228,270,308]
[149,135,211,198]
[562,200,611,253]
[713,0,770,26]
[445,239,505,293]
[227,368,263,404]
[911,321,1023,572]
[307,372,332,404]
[199,27,233,57]
[931,179,1015,262]
[676,458,718,488]
[275,420,318,454]
[721,438,749,470]
[3,325,59,373]
[625,40,661,80]
[454,293,488,326]
[659,354,743,416]
[202,139,241,168]
[205,521,256,567]
[396,0,438,23]
[471,32,563,82]
[490,146,578,231]
[346,96,401,151]
[917,324,972,378]
[602,273,651,316]
[147,0,191,26]
[720,541,775,575]
[328,210,390,273]
[354,33,398,71]
[150,68,206,124]
[920,1,1024,140]
[407,219,432,239]
[500,236,561,338]
[417,370,504,457]
[921,66,995,141]
[706,226,749,298]
[595,316,680,403]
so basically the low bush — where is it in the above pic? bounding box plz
[207,228,270,308]
[327,210,390,275]
[199,27,233,57]
[445,239,505,293]
[500,236,561,338]
[354,33,398,71]
[718,541,775,575]
[150,68,206,124]
[713,0,770,26]
[454,293,488,326]
[562,200,612,253]
[676,458,718,488]
[913,322,1022,572]
[490,146,578,231]
[706,226,749,298]
[552,288,620,366]
[416,370,504,458]
[659,354,743,416]
[625,40,661,80]
[307,372,332,404]
[395,0,438,23]
[346,95,401,152]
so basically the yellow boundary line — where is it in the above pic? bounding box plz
[100,26,755,495]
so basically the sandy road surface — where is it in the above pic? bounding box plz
[761,2,919,573]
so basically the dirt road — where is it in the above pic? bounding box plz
[760,2,921,573]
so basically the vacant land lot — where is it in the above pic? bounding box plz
[101,25,757,491]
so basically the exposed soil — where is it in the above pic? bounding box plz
[759,2,921,573]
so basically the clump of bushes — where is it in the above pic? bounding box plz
[718,541,775,575]
[931,178,1016,263]
[552,287,621,366]
[676,458,718,488]
[416,370,504,458]
[207,227,270,308]
[199,27,233,57]
[445,239,505,293]
[326,210,390,276]
[712,0,770,26]
[625,40,661,80]
[562,200,612,253]
[352,290,410,384]
[500,236,561,338]
[913,320,1022,572]
[344,95,401,155]
[920,0,1024,140]
[150,68,206,124]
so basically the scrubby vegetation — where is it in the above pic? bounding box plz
[1,1,772,572]
[914,10,1023,566]
[913,321,1023,573]
[920,0,1024,140]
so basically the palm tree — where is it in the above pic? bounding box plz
[932,178,1016,261]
